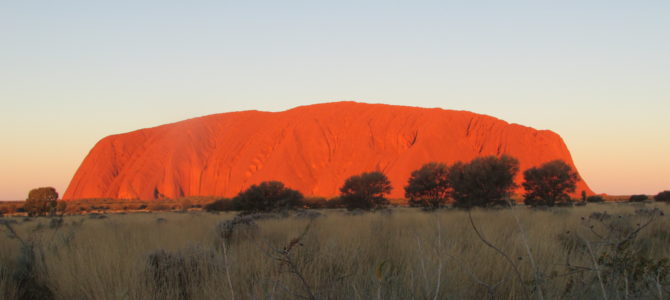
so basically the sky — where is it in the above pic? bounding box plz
[1,1,668,200]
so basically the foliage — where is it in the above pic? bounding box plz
[404,162,450,209]
[204,198,235,212]
[629,194,649,202]
[24,187,59,217]
[654,191,670,202]
[557,208,668,298]
[340,171,392,210]
[232,181,304,213]
[303,197,345,209]
[587,195,605,203]
[449,155,519,208]
[522,160,580,207]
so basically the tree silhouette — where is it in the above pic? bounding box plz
[405,162,450,209]
[522,160,579,207]
[233,181,304,213]
[340,171,392,210]
[449,155,519,208]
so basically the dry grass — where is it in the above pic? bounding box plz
[1,203,669,299]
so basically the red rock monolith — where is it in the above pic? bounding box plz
[64,102,593,202]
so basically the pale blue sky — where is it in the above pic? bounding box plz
[1,1,669,200]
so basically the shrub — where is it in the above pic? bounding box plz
[587,195,605,203]
[204,198,235,212]
[629,194,649,202]
[654,191,670,202]
[309,197,346,209]
[404,162,450,209]
[303,197,327,209]
[232,181,304,213]
[24,187,59,217]
[449,155,519,208]
[522,160,579,207]
[339,171,392,210]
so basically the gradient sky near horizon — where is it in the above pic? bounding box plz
[1,1,668,200]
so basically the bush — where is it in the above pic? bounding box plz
[204,198,234,212]
[303,197,327,209]
[232,181,304,213]
[306,197,345,209]
[404,162,450,209]
[587,195,605,203]
[654,191,670,202]
[24,187,59,217]
[522,160,579,207]
[449,155,519,208]
[629,194,649,202]
[340,171,392,210]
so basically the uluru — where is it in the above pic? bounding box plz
[63,102,593,202]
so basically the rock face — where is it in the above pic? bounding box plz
[64,102,593,202]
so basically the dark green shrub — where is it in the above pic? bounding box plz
[450,155,519,208]
[404,162,450,209]
[303,197,327,209]
[654,191,670,202]
[204,198,234,212]
[340,171,392,210]
[233,181,304,213]
[629,194,649,202]
[324,197,346,209]
[522,160,579,207]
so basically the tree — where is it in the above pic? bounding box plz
[448,155,519,208]
[404,162,450,209]
[522,160,580,207]
[340,171,392,210]
[654,191,670,202]
[629,194,649,202]
[24,187,59,216]
[232,181,304,213]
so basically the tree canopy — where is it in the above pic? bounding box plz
[449,155,519,208]
[522,160,580,206]
[404,162,451,209]
[340,171,392,210]
[24,187,59,216]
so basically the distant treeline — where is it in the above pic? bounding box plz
[3,156,670,216]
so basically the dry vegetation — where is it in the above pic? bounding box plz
[1,203,669,299]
